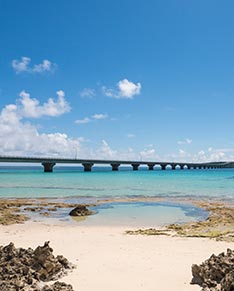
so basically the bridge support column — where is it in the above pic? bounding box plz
[131,164,140,171]
[42,162,55,172]
[82,163,93,172]
[148,164,155,171]
[111,163,120,171]
[199,166,202,169]
[180,165,184,170]
[187,165,191,170]
[161,164,166,170]
[171,164,176,170]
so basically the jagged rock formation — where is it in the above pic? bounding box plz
[0,241,74,291]
[191,248,234,290]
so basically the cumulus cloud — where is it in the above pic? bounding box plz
[92,113,108,120]
[97,140,118,159]
[164,147,232,163]
[1,93,233,162]
[139,148,159,160]
[75,113,108,124]
[177,138,192,145]
[74,117,91,124]
[178,149,191,159]
[80,88,96,98]
[118,79,141,98]
[33,59,56,73]
[18,90,70,118]
[12,57,57,74]
[12,57,31,73]
[0,97,80,157]
[102,78,141,99]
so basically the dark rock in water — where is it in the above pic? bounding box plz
[191,248,234,290]
[69,204,94,216]
[0,241,75,291]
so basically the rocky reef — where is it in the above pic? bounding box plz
[0,241,74,291]
[191,248,234,291]
[0,198,97,225]
[166,201,234,241]
[126,200,234,242]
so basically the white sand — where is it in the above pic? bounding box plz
[0,222,233,291]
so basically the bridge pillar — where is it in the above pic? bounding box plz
[111,163,120,171]
[131,163,140,171]
[42,162,55,172]
[193,166,197,169]
[198,166,202,169]
[82,163,93,172]
[180,165,184,170]
[187,165,191,170]
[161,164,166,170]
[171,164,176,170]
[148,164,155,171]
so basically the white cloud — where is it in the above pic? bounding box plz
[1,94,233,162]
[178,149,191,159]
[75,113,108,124]
[0,103,79,157]
[118,79,141,98]
[18,90,70,118]
[165,147,231,163]
[75,117,91,124]
[139,148,158,160]
[33,59,56,73]
[80,88,96,98]
[12,57,57,74]
[102,86,115,97]
[97,140,118,159]
[92,113,108,120]
[12,57,31,73]
[127,133,135,138]
[177,138,192,145]
[102,78,141,99]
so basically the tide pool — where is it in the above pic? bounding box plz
[70,201,208,227]
[25,201,208,228]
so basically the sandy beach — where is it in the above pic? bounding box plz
[1,221,233,291]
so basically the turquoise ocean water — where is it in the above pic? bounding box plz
[1,166,234,199]
[0,166,233,226]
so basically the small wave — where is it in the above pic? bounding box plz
[0,185,106,191]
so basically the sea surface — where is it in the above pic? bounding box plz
[0,166,233,226]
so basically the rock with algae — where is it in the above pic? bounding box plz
[126,228,170,236]
[69,204,94,216]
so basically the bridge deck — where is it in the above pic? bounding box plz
[0,156,231,172]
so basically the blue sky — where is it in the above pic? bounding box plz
[1,0,234,162]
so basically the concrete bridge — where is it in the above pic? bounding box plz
[0,156,232,172]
